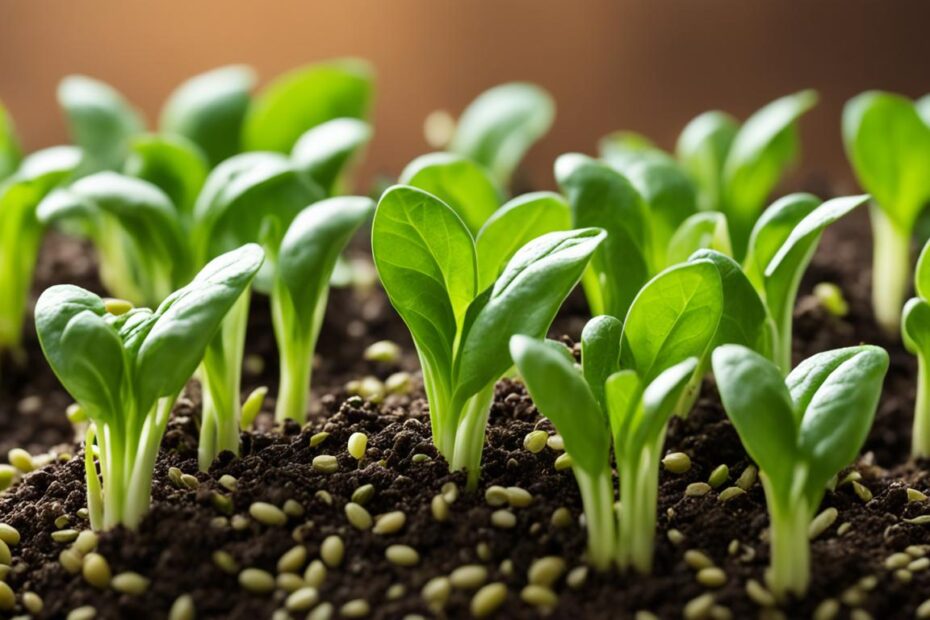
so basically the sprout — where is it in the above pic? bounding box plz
[0,100,21,181]
[712,344,888,599]
[35,245,264,529]
[291,117,372,197]
[902,240,930,457]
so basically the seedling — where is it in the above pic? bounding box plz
[292,117,372,197]
[843,91,930,334]
[35,245,264,529]
[372,185,604,488]
[0,100,20,181]
[712,344,888,599]
[902,239,930,457]
[449,82,554,189]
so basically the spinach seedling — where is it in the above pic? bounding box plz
[0,100,20,181]
[35,244,264,529]
[0,147,83,358]
[843,91,930,334]
[712,344,887,600]
[902,239,930,457]
[449,82,554,190]
[292,117,372,197]
[372,185,604,488]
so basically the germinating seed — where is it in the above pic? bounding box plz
[685,482,712,497]
[708,464,729,488]
[341,598,370,617]
[907,488,929,502]
[180,473,199,489]
[745,579,775,607]
[566,565,588,589]
[111,571,150,595]
[82,552,111,589]
[450,564,488,589]
[373,511,406,535]
[904,515,930,525]
[809,507,838,539]
[286,586,320,612]
[422,576,452,607]
[321,535,345,567]
[718,486,745,502]
[735,465,757,491]
[471,583,507,618]
[662,452,692,474]
[250,502,287,526]
[213,550,238,574]
[812,598,840,620]
[851,480,873,502]
[313,454,339,473]
[411,453,430,463]
[277,545,307,573]
[431,495,450,522]
[352,484,375,505]
[441,481,458,504]
[683,593,715,620]
[523,430,548,454]
[348,432,368,460]
[277,572,305,592]
[528,556,566,586]
[491,509,516,529]
[345,502,373,530]
[67,606,97,620]
[55,514,71,529]
[239,568,275,594]
[310,432,330,448]
[697,567,727,588]
[684,549,714,570]
[211,492,233,515]
[23,590,43,614]
[385,545,420,566]
[484,486,508,507]
[218,474,238,491]
[554,453,573,470]
[521,584,558,608]
[304,559,327,587]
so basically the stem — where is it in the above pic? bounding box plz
[913,355,930,457]
[871,207,912,336]
[0,207,42,353]
[449,384,496,490]
[616,436,662,573]
[573,468,617,571]
[83,425,104,531]
[123,397,175,529]
[761,474,811,600]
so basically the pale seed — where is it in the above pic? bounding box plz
[895,569,913,583]
[745,579,775,607]
[277,572,305,592]
[683,593,715,620]
[809,507,838,539]
[315,490,333,505]
[103,298,133,315]
[837,522,852,536]
[547,434,564,451]
[22,590,43,613]
[708,464,729,488]
[851,480,872,502]
[0,540,11,566]
[283,498,304,518]
[82,552,111,589]
[484,485,508,507]
[0,466,14,491]
[905,515,930,525]
[212,550,238,574]
[0,581,12,610]
[385,372,412,394]
[211,492,232,515]
[55,514,71,529]
[662,452,691,474]
[450,564,487,590]
[180,473,199,489]
[490,509,516,529]
[386,583,406,600]
[684,549,714,570]
[250,502,287,526]
[686,482,712,497]
[8,448,33,472]
[551,507,572,528]
[736,465,757,490]
[471,583,507,618]
[431,495,450,522]
[499,558,514,577]
[67,605,98,620]
[239,568,275,594]
[111,571,150,595]
[309,602,334,620]
[718,486,745,502]
[506,486,532,508]
[441,481,458,504]
[521,584,558,607]
[60,548,83,574]
[347,432,368,460]
[373,511,406,535]
[422,576,451,607]
[668,528,685,545]
[352,484,375,505]
[310,432,330,448]
[286,586,320,612]
[635,612,659,620]
[345,502,373,530]
[907,488,928,502]
[917,598,930,619]
[528,556,566,586]
[341,598,370,617]
[523,430,548,453]
[312,455,339,473]
[697,567,726,588]
[364,340,400,362]
[812,598,840,620]
[411,453,429,463]
[277,545,307,573]
[885,552,912,569]
[566,565,588,589]
[321,535,344,567]
[909,557,930,572]
[304,559,327,587]
[168,594,195,620]
[385,545,419,566]
[907,544,929,557]
[554,453,573,470]
[476,542,492,561]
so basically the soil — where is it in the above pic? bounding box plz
[0,208,927,619]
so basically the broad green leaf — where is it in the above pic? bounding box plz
[635,357,698,446]
[243,59,373,153]
[124,133,208,219]
[581,315,622,411]
[58,75,144,170]
[914,235,930,299]
[903,298,930,354]
[475,191,571,290]
[711,344,797,484]
[510,335,609,474]
[599,131,666,171]
[605,369,643,453]
[453,228,605,401]
[555,153,651,319]
[676,110,738,212]
[743,193,821,287]
[620,261,722,383]
[0,100,20,181]
[291,118,372,196]
[667,211,732,266]
[450,82,554,188]
[843,91,930,231]
[160,65,255,166]
[400,153,501,235]
[278,197,375,331]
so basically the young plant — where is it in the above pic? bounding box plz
[0,100,20,181]
[902,239,930,457]
[291,117,372,197]
[372,185,604,488]
[712,344,888,600]
[35,244,264,529]
[0,147,83,358]
[449,82,554,189]
[843,91,930,334]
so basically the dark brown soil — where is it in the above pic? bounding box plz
[0,208,927,619]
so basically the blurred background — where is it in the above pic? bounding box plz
[2,0,928,191]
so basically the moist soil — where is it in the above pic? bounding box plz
[0,210,927,619]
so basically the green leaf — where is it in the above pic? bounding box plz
[160,65,255,166]
[604,369,643,452]
[667,211,732,265]
[0,100,21,181]
[581,315,622,411]
[291,118,372,196]
[242,59,373,153]
[636,357,699,446]
[676,110,738,212]
[450,82,554,188]
[124,133,208,219]
[916,238,930,300]
[743,193,821,286]
[509,335,609,475]
[843,91,930,231]
[454,228,605,402]
[400,153,501,235]
[599,131,666,171]
[475,191,571,290]
[620,260,723,383]
[903,297,930,355]
[58,75,144,170]
[555,153,651,318]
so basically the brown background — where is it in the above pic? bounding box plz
[1,0,927,191]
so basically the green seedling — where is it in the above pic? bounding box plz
[124,133,209,226]
[902,239,930,457]
[0,100,21,181]
[291,117,372,197]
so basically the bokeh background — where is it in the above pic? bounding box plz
[2,0,928,191]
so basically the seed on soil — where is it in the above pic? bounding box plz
[315,490,334,505]
[385,544,420,566]
[313,454,339,473]
[441,481,458,503]
[310,432,330,448]
[385,371,412,394]
[635,612,659,620]
[277,572,305,592]
[345,502,373,530]
[218,474,238,491]
[566,565,588,589]
[168,467,183,487]
[51,528,79,544]
[904,515,930,525]
[528,556,566,586]
[718,486,745,502]
[340,598,370,617]
[277,545,308,573]
[851,480,873,502]
[683,550,713,572]
[476,542,492,561]
[523,430,548,453]
[60,548,83,573]
[321,535,345,567]
[0,581,12,610]
[422,576,452,608]
[347,432,368,460]
[490,509,517,529]
[686,482,712,497]
[550,507,572,528]
[180,473,199,489]
[67,606,97,620]
[837,522,852,536]
[283,498,305,518]
[809,507,838,539]
[546,434,564,451]
[364,339,400,362]
[917,598,930,619]
[697,567,726,588]
[169,594,195,620]
[372,510,406,534]
[55,514,71,529]
[858,575,878,591]
[211,491,233,515]
[213,550,239,574]
[210,516,228,529]
[386,583,406,600]
[894,569,912,583]
[431,495,450,521]
[286,586,320,612]
[71,530,96,555]
[485,486,508,506]
[745,579,775,607]
[111,571,150,595]
[813,598,840,620]
[662,452,691,474]
[471,583,507,618]
[499,558,514,577]
[554,453,573,470]
[82,552,111,589]
[352,484,375,505]
[521,584,558,608]
[907,545,929,557]
[0,540,11,567]
[250,502,287,526]
[909,557,930,572]
[411,453,430,463]
[0,466,15,491]
[840,586,866,606]
[450,564,488,589]
[668,528,685,545]
[707,464,729,488]
[506,486,533,507]
[908,488,929,502]
[736,465,757,490]
[885,552,911,569]
[304,559,327,587]
[21,590,42,613]
[239,568,275,594]
[77,507,89,520]
[7,448,33,472]
[683,593,715,620]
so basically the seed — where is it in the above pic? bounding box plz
[736,465,757,490]
[68,606,98,620]
[385,545,420,566]
[837,522,852,536]
[411,453,430,463]
[908,545,930,557]
[662,452,691,474]
[386,583,406,600]
[60,548,83,573]
[278,545,307,573]
[523,431,548,453]
[813,282,849,317]
[277,572,305,592]
[521,584,558,608]
[73,529,98,554]
[352,484,375,505]
[684,549,714,570]
[312,454,339,474]
[385,371,412,394]
[168,594,195,620]
[8,448,33,472]
[307,602,334,620]
[490,509,516,529]
[885,552,912,569]
[499,559,514,577]
[209,516,228,529]
[471,583,507,618]
[683,593,715,620]
[283,499,304,518]
[77,507,89,520]
[485,485,508,507]
[103,297,134,315]
[441,481,458,504]
[851,481,872,502]
[111,571,150,595]
[0,581,12,610]
[909,557,930,572]
[286,586,320,612]
[364,340,400,362]
[904,515,930,525]
[373,511,406,535]
[566,565,588,589]
[348,432,368,460]
[918,598,930,619]
[858,575,878,591]
[22,590,42,613]
[212,550,238,574]
[180,473,199,489]
[304,559,327,587]
[219,474,238,491]
[813,598,840,620]
[357,377,385,402]
[476,542,492,561]
[808,507,838,539]
[345,502,373,530]
[341,598,370,617]
[168,467,183,487]
[82,552,111,589]
[240,385,268,428]
[528,556,566,586]
[745,579,775,607]
[554,453,573,470]
[316,490,333,505]
[250,502,287,526]
[668,528,685,545]
[686,482,712,497]
[908,488,928,502]
[506,487,533,508]
[697,567,726,588]
[55,514,71,529]
[450,564,488,590]
[718,486,745,502]
[635,613,659,620]
[708,464,729,488]
[840,586,865,606]
[895,568,912,583]
[310,432,330,448]
[546,434,565,451]
[239,568,275,594]
[550,507,572,529]
[422,576,452,607]
[0,540,11,567]
[431,495,450,522]
[321,535,344,567]
[211,492,233,515]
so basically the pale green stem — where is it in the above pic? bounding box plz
[450,383,496,490]
[573,468,617,571]
[871,206,912,336]
[913,354,930,457]
[0,208,42,352]
[617,436,663,573]
[123,397,175,529]
[761,474,812,600]
[100,424,125,529]
[83,424,104,531]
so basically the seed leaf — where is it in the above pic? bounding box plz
[291,118,372,196]
[676,110,738,212]
[581,315,622,411]
[667,211,732,266]
[124,133,208,218]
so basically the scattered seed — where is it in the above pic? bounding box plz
[72,529,97,555]
[895,568,913,583]
[521,584,558,608]
[286,586,320,612]
[277,545,307,573]
[686,482,712,497]
[707,464,729,488]
[506,486,533,508]
[250,502,287,526]
[351,484,375,505]
[745,579,775,607]
[684,550,714,570]
[385,371,412,395]
[111,571,150,595]
[212,550,238,574]
[345,502,373,530]
[851,481,873,502]
[909,557,930,572]
[239,568,275,594]
[310,432,330,448]
[347,432,368,460]
[357,377,386,402]
[683,593,715,620]
[551,507,572,529]
[67,606,97,620]
[168,467,183,487]
[304,559,327,587]
[450,564,488,590]
[471,583,507,618]
[668,528,685,545]
[523,430,548,454]
[484,486,508,507]
[321,535,345,567]
[528,556,566,587]
[422,576,452,608]
[411,453,430,463]
[312,455,339,474]
[0,466,15,491]
[635,612,659,620]
[168,594,194,620]
[51,528,79,543]
[662,452,692,474]
[917,598,930,619]
[858,575,878,591]
[499,558,514,577]
[809,507,838,539]
[885,552,911,569]
[211,492,233,515]
[718,486,745,502]
[82,552,111,589]
[727,539,740,556]
[697,567,727,588]
[21,590,42,613]
[315,490,333,505]
[0,581,12,611]
[386,583,406,600]
[905,515,930,525]
[180,473,199,489]
[431,495,450,522]
[735,465,757,491]
[55,514,71,529]
[364,340,400,362]
[60,548,83,574]
[8,448,33,472]
[209,516,228,529]
[546,434,564,451]
[491,509,517,529]
[277,572,305,592]
[217,474,237,492]
[373,511,406,535]
[837,522,852,536]
[0,540,11,566]
[476,542,492,561]
[77,507,89,520]
[812,598,840,620]
[566,565,588,589]
[907,545,929,557]
[341,598,370,617]
[554,453,573,470]
[850,609,872,620]
[908,488,929,502]
[840,586,865,607]
[386,544,420,566]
